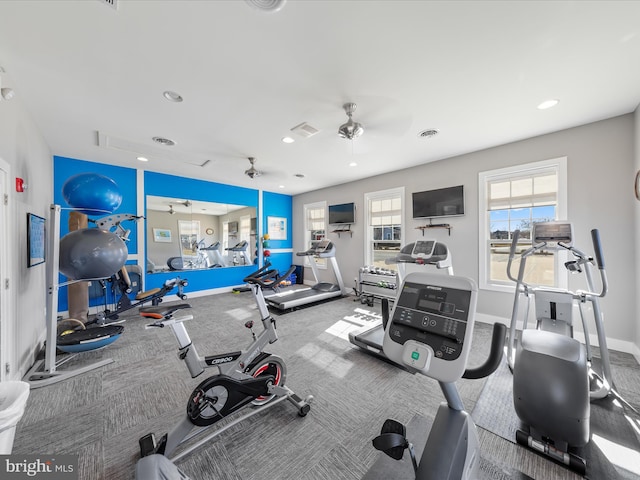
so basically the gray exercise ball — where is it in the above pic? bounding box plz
[59,228,128,280]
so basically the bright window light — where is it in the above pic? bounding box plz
[591,434,640,475]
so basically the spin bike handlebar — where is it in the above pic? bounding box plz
[243,264,297,290]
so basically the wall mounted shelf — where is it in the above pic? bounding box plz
[331,224,353,237]
[416,222,452,236]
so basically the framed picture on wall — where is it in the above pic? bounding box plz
[267,216,287,240]
[153,228,172,243]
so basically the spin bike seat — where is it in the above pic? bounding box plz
[140,303,191,319]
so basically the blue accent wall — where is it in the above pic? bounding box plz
[54,156,138,312]
[53,157,293,314]
[262,191,293,274]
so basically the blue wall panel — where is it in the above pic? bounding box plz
[52,158,293,315]
[54,156,138,312]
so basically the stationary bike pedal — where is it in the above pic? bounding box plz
[245,320,254,329]
[139,433,157,457]
[372,418,409,461]
[139,432,168,457]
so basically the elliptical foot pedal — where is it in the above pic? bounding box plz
[515,429,586,476]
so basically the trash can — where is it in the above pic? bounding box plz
[0,381,30,454]
[294,265,304,284]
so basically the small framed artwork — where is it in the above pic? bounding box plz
[267,216,287,240]
[27,213,46,267]
[153,228,172,243]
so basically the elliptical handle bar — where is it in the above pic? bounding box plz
[463,323,507,380]
[591,229,605,269]
[506,230,521,283]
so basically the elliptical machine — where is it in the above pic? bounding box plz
[506,222,612,474]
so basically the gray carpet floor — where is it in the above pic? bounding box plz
[14,291,640,480]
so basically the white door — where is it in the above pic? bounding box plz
[0,159,11,381]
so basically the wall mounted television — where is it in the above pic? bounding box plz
[412,185,465,219]
[328,202,355,224]
[27,213,46,267]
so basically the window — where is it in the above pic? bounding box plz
[365,187,404,270]
[303,201,326,268]
[240,215,251,261]
[478,158,567,292]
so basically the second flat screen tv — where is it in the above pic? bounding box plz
[412,185,464,219]
[328,202,355,224]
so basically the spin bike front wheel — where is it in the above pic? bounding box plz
[248,354,287,406]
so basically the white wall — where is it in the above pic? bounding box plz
[294,113,638,355]
[635,107,640,362]
[0,82,52,379]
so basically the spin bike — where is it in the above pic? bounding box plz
[137,264,313,470]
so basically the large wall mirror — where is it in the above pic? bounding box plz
[146,195,257,273]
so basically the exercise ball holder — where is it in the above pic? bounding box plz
[24,204,124,388]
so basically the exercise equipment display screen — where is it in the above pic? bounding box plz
[411,240,435,258]
[388,281,472,361]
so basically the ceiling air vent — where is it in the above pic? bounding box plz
[418,129,439,139]
[291,122,320,139]
[97,0,118,10]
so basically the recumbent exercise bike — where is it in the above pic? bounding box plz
[371,272,506,480]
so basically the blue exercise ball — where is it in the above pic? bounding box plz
[62,173,123,215]
[59,228,128,280]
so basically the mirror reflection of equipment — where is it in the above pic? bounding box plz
[264,239,345,310]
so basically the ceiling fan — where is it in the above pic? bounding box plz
[337,102,365,140]
[168,204,175,215]
[244,157,262,179]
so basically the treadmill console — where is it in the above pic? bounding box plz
[382,272,477,382]
[411,240,436,259]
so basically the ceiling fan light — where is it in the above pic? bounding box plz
[338,119,364,140]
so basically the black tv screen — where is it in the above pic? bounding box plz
[328,202,355,224]
[27,213,46,267]
[412,185,465,219]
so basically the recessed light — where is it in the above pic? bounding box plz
[537,99,559,110]
[349,162,357,167]
[163,91,183,102]
[152,136,176,146]
[136,156,149,162]
[278,185,285,189]
[281,136,295,144]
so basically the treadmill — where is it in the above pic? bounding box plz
[265,239,345,310]
[348,240,453,361]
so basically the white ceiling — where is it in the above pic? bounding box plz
[1,0,639,195]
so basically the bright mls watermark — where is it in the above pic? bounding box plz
[0,455,78,479]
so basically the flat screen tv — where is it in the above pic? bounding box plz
[412,185,464,219]
[27,213,46,267]
[328,202,355,224]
